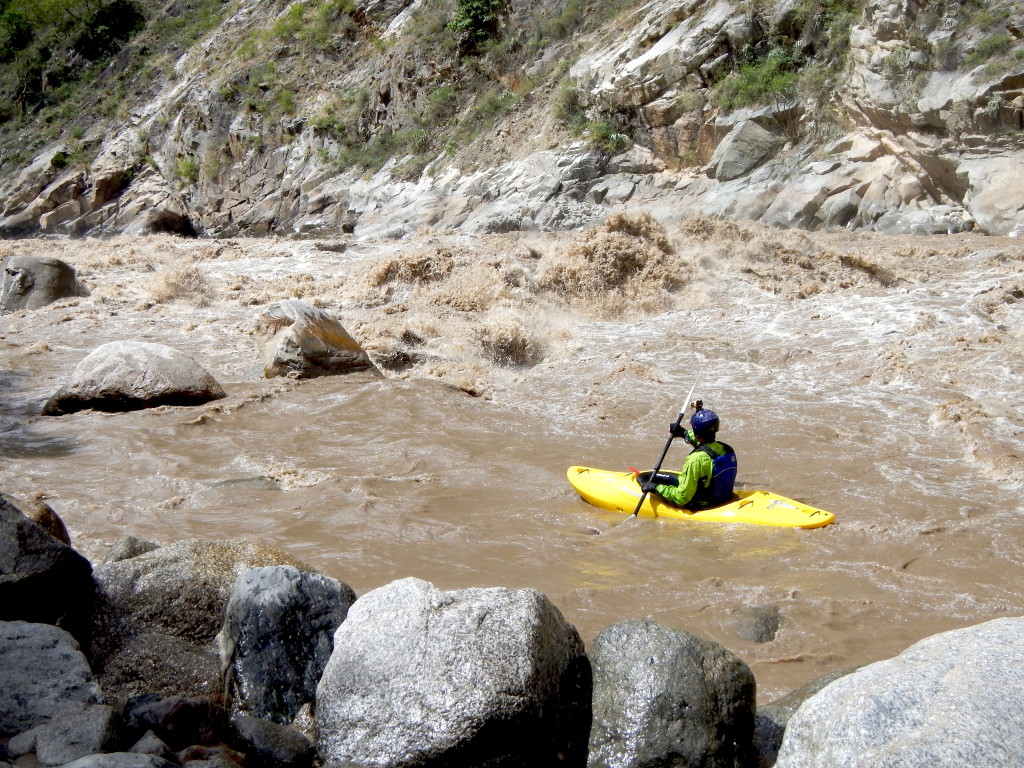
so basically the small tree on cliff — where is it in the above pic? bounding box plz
[448,0,505,54]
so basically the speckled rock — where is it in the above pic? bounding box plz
[316,577,590,767]
[587,618,755,768]
[774,617,1024,768]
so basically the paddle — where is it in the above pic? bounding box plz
[631,376,701,517]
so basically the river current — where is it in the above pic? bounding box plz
[2,215,1023,703]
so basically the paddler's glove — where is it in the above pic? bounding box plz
[640,480,659,494]
[669,422,689,438]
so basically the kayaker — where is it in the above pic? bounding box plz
[638,407,738,509]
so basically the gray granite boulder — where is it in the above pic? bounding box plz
[587,618,756,768]
[316,577,590,767]
[0,494,94,629]
[707,120,786,182]
[0,253,87,311]
[218,566,356,724]
[253,300,378,379]
[0,621,101,737]
[7,702,122,766]
[42,341,226,415]
[774,617,1024,768]
[59,753,178,768]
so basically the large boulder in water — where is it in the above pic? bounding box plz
[0,493,94,630]
[0,253,88,311]
[774,617,1024,768]
[42,341,226,415]
[315,577,591,767]
[218,565,356,724]
[587,618,756,768]
[253,299,378,379]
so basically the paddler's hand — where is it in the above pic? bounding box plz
[640,480,659,494]
[669,422,689,438]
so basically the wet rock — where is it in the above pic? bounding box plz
[90,539,302,702]
[734,604,782,644]
[0,621,101,737]
[42,341,226,416]
[8,702,122,767]
[123,695,230,752]
[218,566,356,723]
[316,577,591,767]
[254,299,379,379]
[0,494,94,629]
[0,254,88,311]
[587,618,756,768]
[1,492,70,545]
[230,714,314,768]
[92,632,222,703]
[774,617,1024,768]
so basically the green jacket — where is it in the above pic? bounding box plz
[655,437,730,509]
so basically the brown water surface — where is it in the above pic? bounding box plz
[2,220,1023,703]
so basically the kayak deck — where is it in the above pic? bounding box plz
[567,466,834,528]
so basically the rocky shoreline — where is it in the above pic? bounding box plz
[3,491,1022,768]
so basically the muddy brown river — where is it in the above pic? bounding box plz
[2,216,1023,704]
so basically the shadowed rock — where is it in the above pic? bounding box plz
[316,577,591,768]
[42,341,226,415]
[254,300,379,379]
[587,618,756,768]
[1,254,88,311]
[0,494,94,629]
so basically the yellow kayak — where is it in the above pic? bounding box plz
[567,466,834,528]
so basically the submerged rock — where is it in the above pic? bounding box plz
[316,577,591,767]
[42,341,226,415]
[774,617,1024,768]
[587,618,756,768]
[218,566,356,724]
[0,254,88,311]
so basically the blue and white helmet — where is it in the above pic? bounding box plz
[690,408,720,436]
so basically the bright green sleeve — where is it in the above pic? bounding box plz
[657,451,712,507]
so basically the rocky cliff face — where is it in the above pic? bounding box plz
[2,0,1023,239]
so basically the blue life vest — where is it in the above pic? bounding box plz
[690,442,738,507]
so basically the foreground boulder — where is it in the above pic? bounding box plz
[587,618,756,768]
[316,577,591,767]
[774,617,1024,768]
[0,622,101,738]
[0,493,94,629]
[0,253,87,311]
[90,539,303,703]
[253,299,378,379]
[42,341,226,415]
[218,566,356,723]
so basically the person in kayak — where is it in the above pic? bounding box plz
[639,407,738,509]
